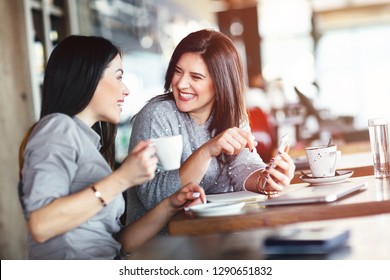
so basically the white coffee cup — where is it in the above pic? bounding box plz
[151,135,183,170]
[305,144,341,177]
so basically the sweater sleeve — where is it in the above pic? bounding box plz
[228,122,267,191]
[128,99,183,210]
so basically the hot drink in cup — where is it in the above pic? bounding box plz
[150,135,183,171]
[305,144,341,178]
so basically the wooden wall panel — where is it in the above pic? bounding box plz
[0,0,34,259]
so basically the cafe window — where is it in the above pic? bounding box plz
[258,0,390,131]
[315,18,390,129]
[259,0,315,104]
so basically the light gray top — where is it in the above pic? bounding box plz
[19,113,124,259]
[126,97,265,226]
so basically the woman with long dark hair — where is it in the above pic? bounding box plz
[18,35,205,259]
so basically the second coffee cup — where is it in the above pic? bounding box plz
[305,144,341,177]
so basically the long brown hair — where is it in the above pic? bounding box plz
[162,29,248,164]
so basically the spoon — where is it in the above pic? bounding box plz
[327,138,332,147]
[300,171,310,178]
[300,171,323,179]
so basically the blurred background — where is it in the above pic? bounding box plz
[1,0,390,259]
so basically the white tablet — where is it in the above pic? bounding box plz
[259,181,367,206]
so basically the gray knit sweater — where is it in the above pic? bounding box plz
[126,97,266,226]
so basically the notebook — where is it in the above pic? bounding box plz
[258,181,367,206]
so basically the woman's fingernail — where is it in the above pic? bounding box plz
[184,207,190,211]
[192,192,200,198]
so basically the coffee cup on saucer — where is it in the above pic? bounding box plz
[305,144,341,177]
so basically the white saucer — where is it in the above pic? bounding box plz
[187,202,245,217]
[300,170,354,185]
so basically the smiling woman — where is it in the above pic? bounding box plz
[17,35,206,259]
[77,54,129,127]
[171,52,215,124]
[125,29,296,229]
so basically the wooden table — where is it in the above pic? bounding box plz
[168,175,390,236]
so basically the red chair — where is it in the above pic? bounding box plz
[248,107,276,163]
